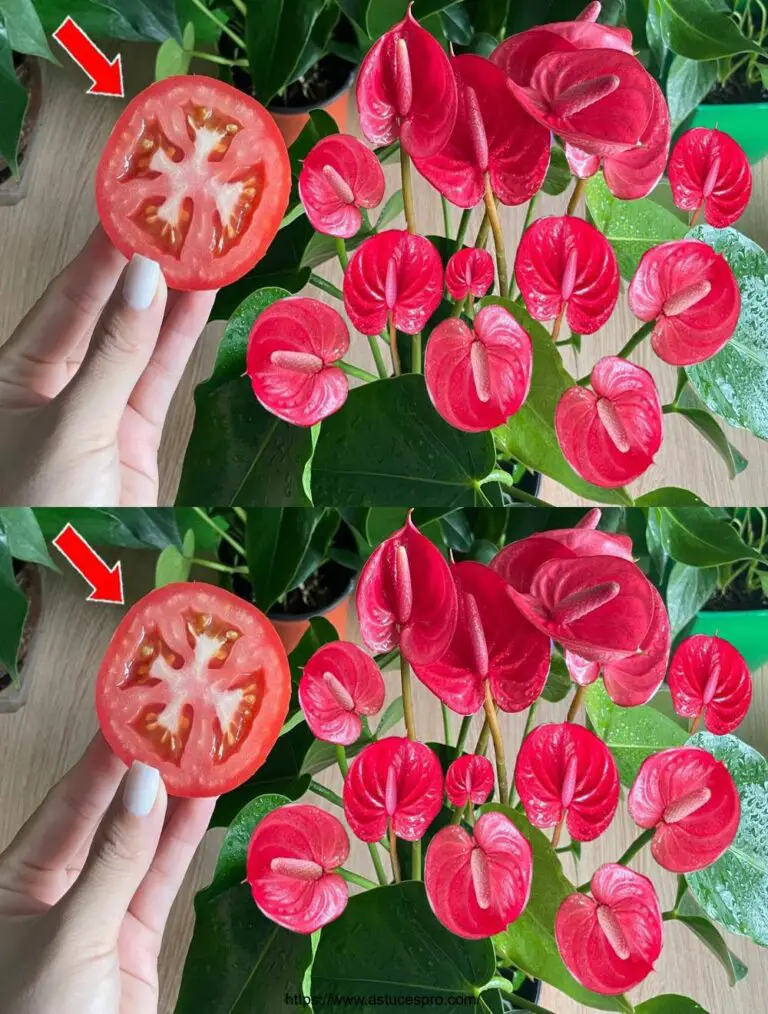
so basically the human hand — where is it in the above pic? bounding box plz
[0,734,216,1014]
[0,227,216,506]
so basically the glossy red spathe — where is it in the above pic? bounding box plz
[628,240,740,367]
[343,736,444,842]
[628,746,740,873]
[669,635,752,735]
[555,864,663,995]
[343,229,443,336]
[555,356,663,488]
[299,134,385,239]
[246,804,350,934]
[669,128,752,227]
[246,297,349,426]
[425,812,533,939]
[298,641,385,746]
[356,5,457,158]
[445,247,495,301]
[445,753,495,808]
[356,514,457,665]
[424,305,533,433]
[514,216,619,335]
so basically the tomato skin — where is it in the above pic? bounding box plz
[95,582,291,798]
[95,76,290,291]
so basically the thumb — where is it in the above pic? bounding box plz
[62,761,168,942]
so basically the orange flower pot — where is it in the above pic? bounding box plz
[268,582,354,655]
[269,71,355,148]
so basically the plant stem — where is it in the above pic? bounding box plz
[442,703,452,746]
[231,0,247,14]
[338,361,378,383]
[335,744,349,778]
[455,715,472,756]
[412,839,422,881]
[335,237,348,271]
[368,336,388,379]
[190,0,247,50]
[451,295,467,318]
[474,211,490,248]
[509,701,538,805]
[509,194,538,298]
[502,484,551,508]
[566,684,587,723]
[309,780,344,808]
[616,827,655,867]
[389,822,402,882]
[483,174,508,296]
[551,813,566,849]
[690,204,703,227]
[411,333,422,373]
[566,177,586,216]
[441,195,452,239]
[309,272,343,300]
[485,980,556,1014]
[455,208,472,250]
[616,320,654,361]
[338,867,378,891]
[474,718,490,756]
[400,146,416,233]
[451,802,467,825]
[233,507,247,524]
[189,50,249,67]
[690,711,703,735]
[400,653,416,740]
[483,682,508,803]
[190,557,249,575]
[192,507,247,557]
[388,315,402,376]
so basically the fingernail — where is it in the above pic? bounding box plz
[123,762,160,816]
[123,254,160,310]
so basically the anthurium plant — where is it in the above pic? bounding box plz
[173,505,768,1014]
[178,2,763,509]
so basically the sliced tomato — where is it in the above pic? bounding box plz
[96,583,290,797]
[95,76,290,291]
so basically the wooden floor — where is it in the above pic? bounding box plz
[1,56,767,505]
[0,560,765,1013]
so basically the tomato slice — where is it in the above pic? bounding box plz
[95,583,291,797]
[95,76,290,291]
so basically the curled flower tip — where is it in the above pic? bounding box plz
[385,255,399,311]
[394,37,413,118]
[560,248,579,302]
[465,86,489,173]
[576,508,601,530]
[560,755,578,808]
[596,398,631,453]
[322,163,355,204]
[394,544,413,625]
[662,279,712,317]
[471,847,492,909]
[596,905,631,961]
[323,671,355,711]
[551,75,621,118]
[464,591,490,677]
[578,0,602,20]
[553,581,621,625]
[270,350,324,373]
[663,786,711,824]
[270,857,324,880]
[470,341,492,404]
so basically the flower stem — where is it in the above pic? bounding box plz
[442,703,452,746]
[338,867,379,891]
[566,684,587,723]
[335,236,348,271]
[192,507,247,558]
[338,361,378,383]
[455,715,472,756]
[190,0,247,50]
[389,821,402,883]
[474,211,490,249]
[474,718,490,756]
[455,208,472,251]
[189,50,249,67]
[690,711,703,735]
[451,802,467,825]
[388,315,402,376]
[451,295,467,318]
[400,652,416,740]
[232,0,247,14]
[190,557,249,574]
[509,194,538,298]
[566,177,586,216]
[509,701,538,805]
[309,780,343,808]
[483,174,508,296]
[551,813,566,849]
[400,146,416,234]
[441,195,452,239]
[690,204,703,227]
[483,682,508,803]
[335,744,349,778]
[411,333,422,373]
[412,839,422,881]
[551,307,565,343]
[616,827,654,867]
[368,336,389,379]
[309,272,343,300]
[616,320,654,361]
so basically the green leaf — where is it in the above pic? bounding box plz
[290,1,340,85]
[0,527,29,682]
[300,730,373,775]
[155,529,194,587]
[288,616,339,686]
[366,0,463,37]
[669,386,748,479]
[442,3,473,45]
[646,507,669,580]
[245,508,324,612]
[288,109,339,178]
[655,507,759,567]
[634,488,706,506]
[488,298,632,506]
[175,0,225,43]
[675,891,748,986]
[211,793,290,892]
[489,805,632,1012]
[0,0,55,60]
[313,880,498,1011]
[585,679,688,785]
[666,55,718,131]
[35,508,180,549]
[686,731,768,946]
[154,20,193,78]
[685,225,768,440]
[646,0,668,73]
[38,0,181,42]
[292,508,342,588]
[542,144,572,196]
[635,998,710,1014]
[585,171,688,279]
[311,374,496,507]
[542,651,571,703]
[0,23,28,176]
[377,695,404,735]
[245,0,327,106]
[0,509,56,569]
[666,561,718,635]
[656,0,760,60]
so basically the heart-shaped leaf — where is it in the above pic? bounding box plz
[667,387,747,480]
[653,506,759,567]
[674,890,748,986]
[655,0,760,60]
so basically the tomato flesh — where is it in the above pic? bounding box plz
[96,76,290,291]
[96,583,291,797]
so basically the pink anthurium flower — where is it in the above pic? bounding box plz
[628,240,741,367]
[565,142,600,180]
[444,247,495,302]
[555,864,663,995]
[356,5,457,158]
[298,641,386,746]
[628,747,740,873]
[555,356,663,488]
[343,736,444,842]
[564,650,600,686]
[343,229,443,336]
[514,723,619,842]
[412,561,550,715]
[425,812,532,939]
[356,513,458,666]
[514,216,619,337]
[669,635,752,735]
[445,754,495,808]
[246,804,350,934]
[412,54,550,209]
[669,128,752,227]
[246,297,349,426]
[424,305,533,433]
[299,134,385,239]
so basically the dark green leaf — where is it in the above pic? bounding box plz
[376,695,404,735]
[38,0,180,42]
[464,0,507,36]
[442,3,472,45]
[634,488,707,506]
[669,387,748,479]
[666,55,718,131]
[666,561,718,636]
[0,0,55,60]
[366,0,463,37]
[245,508,324,611]
[210,793,290,892]
[292,509,342,588]
[675,891,748,985]
[646,507,669,580]
[300,730,372,775]
[542,145,572,197]
[646,0,668,74]
[245,0,327,106]
[441,509,474,553]
[288,109,338,177]
[656,0,760,60]
[289,616,339,686]
[0,528,29,682]
[542,651,571,703]
[175,0,225,43]
[635,998,709,1014]
[0,24,28,175]
[656,507,759,567]
[35,508,180,549]
[0,509,56,569]
[290,1,341,84]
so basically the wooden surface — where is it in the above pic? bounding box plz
[0,560,766,1014]
[1,57,768,505]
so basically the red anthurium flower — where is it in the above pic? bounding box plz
[669,128,752,227]
[343,229,443,336]
[565,142,600,180]
[299,134,385,239]
[356,514,457,666]
[565,650,600,686]
[556,864,662,995]
[555,357,663,488]
[424,305,533,433]
[246,298,349,426]
[445,247,495,301]
[515,723,619,842]
[298,641,385,746]
[514,216,619,336]
[628,240,740,367]
[412,561,550,715]
[669,635,752,735]
[412,54,549,209]
[343,736,444,842]
[246,804,350,933]
[628,747,740,873]
[445,754,495,808]
[356,5,457,158]
[425,812,532,939]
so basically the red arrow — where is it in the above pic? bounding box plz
[53,524,124,604]
[52,17,124,97]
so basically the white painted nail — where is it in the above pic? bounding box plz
[123,254,160,310]
[123,761,160,816]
